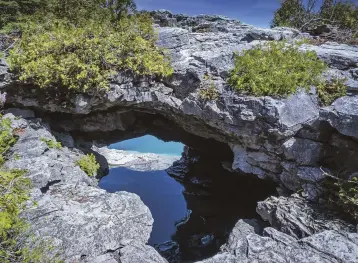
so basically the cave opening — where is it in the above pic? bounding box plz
[96,134,277,263]
[40,110,277,262]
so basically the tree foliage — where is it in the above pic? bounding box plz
[271,0,306,29]
[0,0,137,29]
[271,0,358,40]
[0,0,42,29]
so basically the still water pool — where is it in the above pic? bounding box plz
[99,135,276,262]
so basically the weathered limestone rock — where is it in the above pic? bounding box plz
[3,12,357,198]
[1,10,358,262]
[24,185,153,262]
[320,95,358,140]
[2,113,163,263]
[256,195,356,239]
[95,146,180,171]
[197,220,358,263]
[119,241,169,263]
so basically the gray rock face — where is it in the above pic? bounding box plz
[197,220,358,263]
[321,95,358,140]
[3,12,358,198]
[256,194,356,239]
[2,113,164,263]
[1,12,358,263]
[25,185,153,262]
[95,146,180,171]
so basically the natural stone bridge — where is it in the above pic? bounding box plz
[4,11,358,200]
[1,10,358,263]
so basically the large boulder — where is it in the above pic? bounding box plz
[2,113,163,263]
[256,194,356,239]
[197,220,358,263]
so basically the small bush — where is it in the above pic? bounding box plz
[228,41,328,97]
[200,86,219,101]
[199,74,219,101]
[0,117,17,166]
[0,169,30,237]
[317,77,347,105]
[40,137,62,149]
[8,14,173,92]
[76,153,100,177]
[0,116,63,262]
[323,175,358,222]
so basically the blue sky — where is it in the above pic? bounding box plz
[136,0,282,28]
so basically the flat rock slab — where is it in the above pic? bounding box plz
[95,147,180,171]
[24,184,153,262]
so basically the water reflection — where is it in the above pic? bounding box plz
[99,137,276,262]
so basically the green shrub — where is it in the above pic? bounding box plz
[0,169,31,262]
[0,0,136,30]
[40,137,62,149]
[200,86,219,101]
[317,77,347,105]
[0,169,30,237]
[323,175,358,222]
[199,74,219,101]
[76,153,100,177]
[8,14,173,92]
[0,0,43,30]
[0,116,62,262]
[0,117,17,166]
[228,41,327,97]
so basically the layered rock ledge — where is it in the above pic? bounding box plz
[2,111,164,263]
[1,10,358,263]
[2,11,358,199]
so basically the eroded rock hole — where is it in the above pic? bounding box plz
[39,111,277,262]
[97,135,276,263]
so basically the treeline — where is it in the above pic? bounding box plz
[0,0,136,29]
[271,0,358,43]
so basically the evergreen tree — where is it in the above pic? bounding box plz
[271,0,306,28]
[271,0,357,33]
[0,0,42,29]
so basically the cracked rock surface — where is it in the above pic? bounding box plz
[3,112,164,263]
[3,11,358,199]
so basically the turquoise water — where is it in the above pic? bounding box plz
[109,135,184,156]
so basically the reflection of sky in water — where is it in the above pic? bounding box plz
[99,167,187,244]
[100,135,276,262]
[109,135,184,156]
